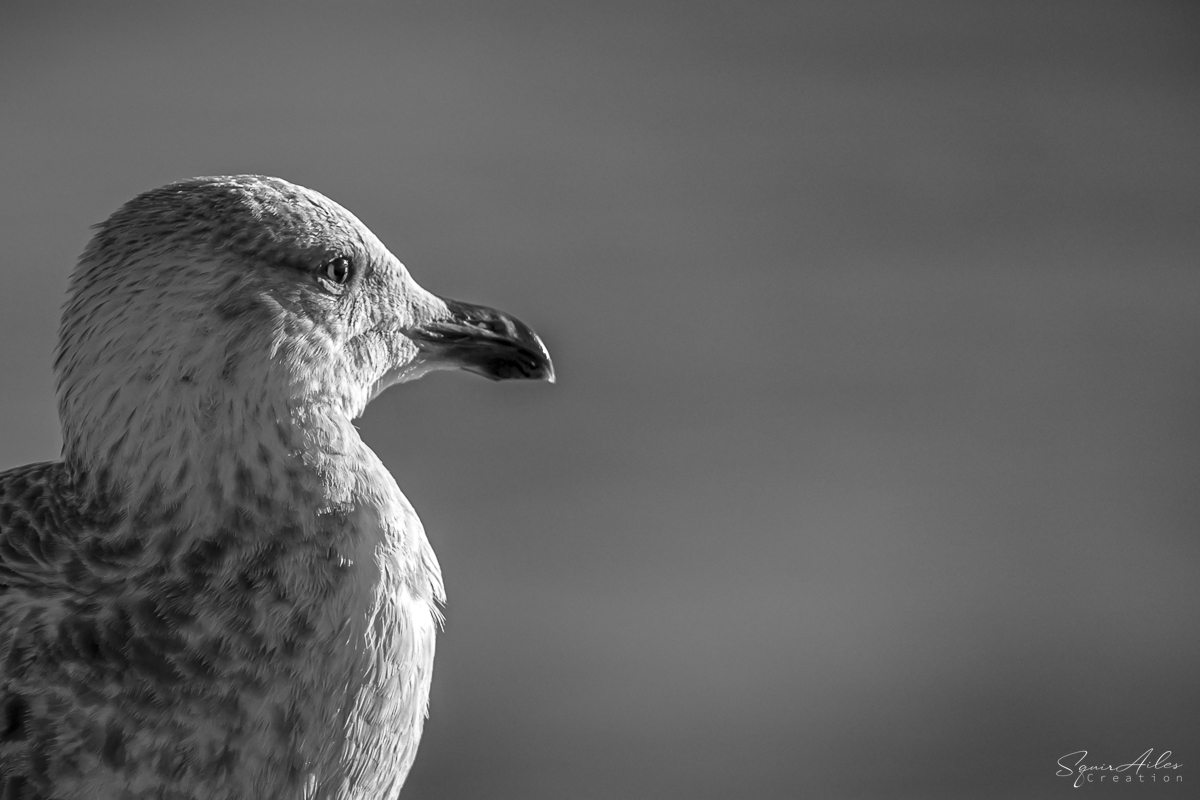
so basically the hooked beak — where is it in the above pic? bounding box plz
[406,297,555,383]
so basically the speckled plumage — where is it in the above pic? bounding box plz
[0,176,553,798]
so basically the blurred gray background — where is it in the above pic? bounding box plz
[1,1,1197,797]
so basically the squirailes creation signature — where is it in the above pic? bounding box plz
[1056,749,1183,788]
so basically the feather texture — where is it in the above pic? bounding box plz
[0,176,550,798]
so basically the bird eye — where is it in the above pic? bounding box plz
[321,256,353,287]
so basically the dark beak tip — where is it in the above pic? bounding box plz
[533,340,556,384]
[418,296,557,385]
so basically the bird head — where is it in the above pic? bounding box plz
[55,175,553,484]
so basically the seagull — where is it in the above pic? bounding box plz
[0,175,554,799]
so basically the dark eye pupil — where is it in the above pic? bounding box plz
[325,257,351,284]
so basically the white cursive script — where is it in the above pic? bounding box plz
[1056,749,1183,788]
